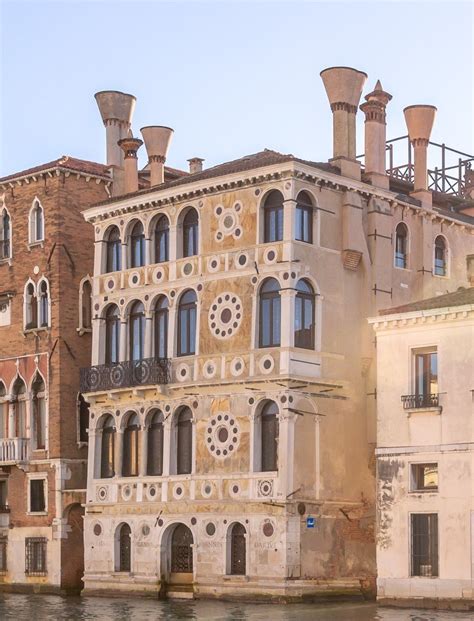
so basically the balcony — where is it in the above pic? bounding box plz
[401,394,439,410]
[80,357,171,393]
[0,438,29,463]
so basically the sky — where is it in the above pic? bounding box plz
[0,1,473,177]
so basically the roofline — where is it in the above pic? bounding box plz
[368,303,474,326]
[0,163,112,187]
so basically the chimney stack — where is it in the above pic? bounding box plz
[94,90,136,168]
[360,80,392,189]
[140,126,174,186]
[320,66,367,179]
[118,135,143,194]
[403,105,437,205]
[188,157,204,174]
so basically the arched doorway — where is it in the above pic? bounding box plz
[229,523,246,575]
[60,503,85,594]
[160,523,194,598]
[117,523,131,572]
[171,524,193,573]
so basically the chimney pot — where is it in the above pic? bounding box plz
[94,90,136,168]
[118,136,143,194]
[360,80,392,187]
[140,126,174,186]
[188,157,204,174]
[403,105,437,199]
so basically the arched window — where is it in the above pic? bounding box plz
[38,280,49,328]
[260,401,279,472]
[105,226,121,273]
[295,191,313,244]
[100,415,115,478]
[130,221,145,268]
[259,278,281,348]
[32,375,46,450]
[105,305,120,364]
[176,407,192,475]
[25,281,37,329]
[147,410,164,476]
[294,279,315,349]
[395,222,408,268]
[154,215,169,263]
[177,290,197,357]
[434,236,447,276]
[171,524,193,573]
[263,190,284,243]
[78,394,89,443]
[129,301,145,361]
[79,278,92,331]
[0,209,11,260]
[30,200,44,243]
[154,296,168,359]
[12,378,27,438]
[229,523,246,575]
[0,382,7,439]
[122,413,139,477]
[117,523,131,572]
[182,209,199,257]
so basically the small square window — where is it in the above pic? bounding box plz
[29,479,46,513]
[411,463,438,492]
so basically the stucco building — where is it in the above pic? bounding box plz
[370,277,474,608]
[79,67,474,600]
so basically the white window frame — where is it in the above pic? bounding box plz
[27,473,48,515]
[28,198,45,246]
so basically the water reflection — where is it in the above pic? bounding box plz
[0,595,472,621]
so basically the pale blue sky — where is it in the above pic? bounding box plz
[1,1,473,176]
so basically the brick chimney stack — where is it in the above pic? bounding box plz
[118,134,143,194]
[140,126,174,186]
[188,158,204,174]
[360,80,392,189]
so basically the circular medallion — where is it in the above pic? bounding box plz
[208,293,243,340]
[206,412,240,460]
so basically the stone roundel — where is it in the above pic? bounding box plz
[208,292,243,339]
[206,412,240,460]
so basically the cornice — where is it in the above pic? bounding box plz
[369,304,474,330]
[0,166,112,191]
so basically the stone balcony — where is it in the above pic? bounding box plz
[80,357,171,393]
[0,437,30,463]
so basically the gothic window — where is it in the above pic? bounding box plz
[12,378,27,438]
[182,208,199,257]
[147,410,164,476]
[154,296,168,359]
[0,209,11,260]
[129,220,145,268]
[79,278,92,331]
[78,394,89,443]
[229,523,246,575]
[117,523,131,572]
[154,215,169,263]
[295,191,313,244]
[105,226,121,273]
[294,279,315,349]
[25,281,38,330]
[0,382,7,439]
[259,401,279,472]
[32,375,46,450]
[177,290,197,357]
[100,415,115,478]
[176,407,192,475]
[171,524,193,573]
[38,279,49,328]
[129,301,145,361]
[259,278,281,348]
[29,200,44,244]
[434,236,447,276]
[395,222,408,268]
[263,190,283,243]
[122,413,139,477]
[105,305,120,364]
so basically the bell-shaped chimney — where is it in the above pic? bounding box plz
[140,126,174,186]
[94,91,136,168]
[404,105,437,203]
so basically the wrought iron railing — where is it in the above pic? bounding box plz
[80,357,171,393]
[401,394,439,409]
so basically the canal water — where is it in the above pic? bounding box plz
[0,595,473,621]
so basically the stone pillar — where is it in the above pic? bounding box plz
[87,429,98,496]
[119,320,127,362]
[162,419,171,477]
[92,317,104,366]
[139,427,147,477]
[121,241,128,272]
[278,412,296,497]
[145,314,153,359]
[168,305,177,359]
[145,237,152,266]
[115,429,124,478]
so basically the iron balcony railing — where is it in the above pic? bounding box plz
[401,394,439,410]
[80,357,171,393]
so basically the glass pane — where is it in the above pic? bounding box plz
[272,298,281,346]
[430,353,438,394]
[189,307,196,354]
[261,299,270,347]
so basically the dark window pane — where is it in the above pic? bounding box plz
[119,524,131,572]
[261,402,278,472]
[147,412,164,476]
[30,479,46,512]
[411,514,438,577]
[177,409,192,474]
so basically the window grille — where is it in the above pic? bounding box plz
[25,537,47,576]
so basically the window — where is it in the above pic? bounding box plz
[260,401,279,472]
[25,281,37,329]
[263,190,283,243]
[176,407,192,475]
[0,383,7,439]
[122,413,139,477]
[105,305,120,364]
[117,524,131,572]
[415,349,438,405]
[105,226,121,273]
[295,191,313,244]
[0,537,6,573]
[411,514,438,577]
[229,523,246,575]
[30,200,44,244]
[182,208,199,257]
[29,479,46,513]
[32,375,46,450]
[434,236,447,276]
[25,537,47,576]
[100,415,115,478]
[154,215,169,263]
[177,290,197,357]
[294,279,315,349]
[154,296,168,359]
[38,280,49,327]
[78,394,89,443]
[0,480,7,509]
[0,209,11,260]
[79,278,92,331]
[395,222,408,268]
[129,301,145,361]
[0,296,11,327]
[147,410,164,476]
[129,221,145,268]
[12,378,26,437]
[259,278,281,348]
[411,463,438,492]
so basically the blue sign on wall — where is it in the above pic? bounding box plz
[306,516,315,528]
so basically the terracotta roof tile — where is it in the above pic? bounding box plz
[380,287,474,315]
[0,156,111,183]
